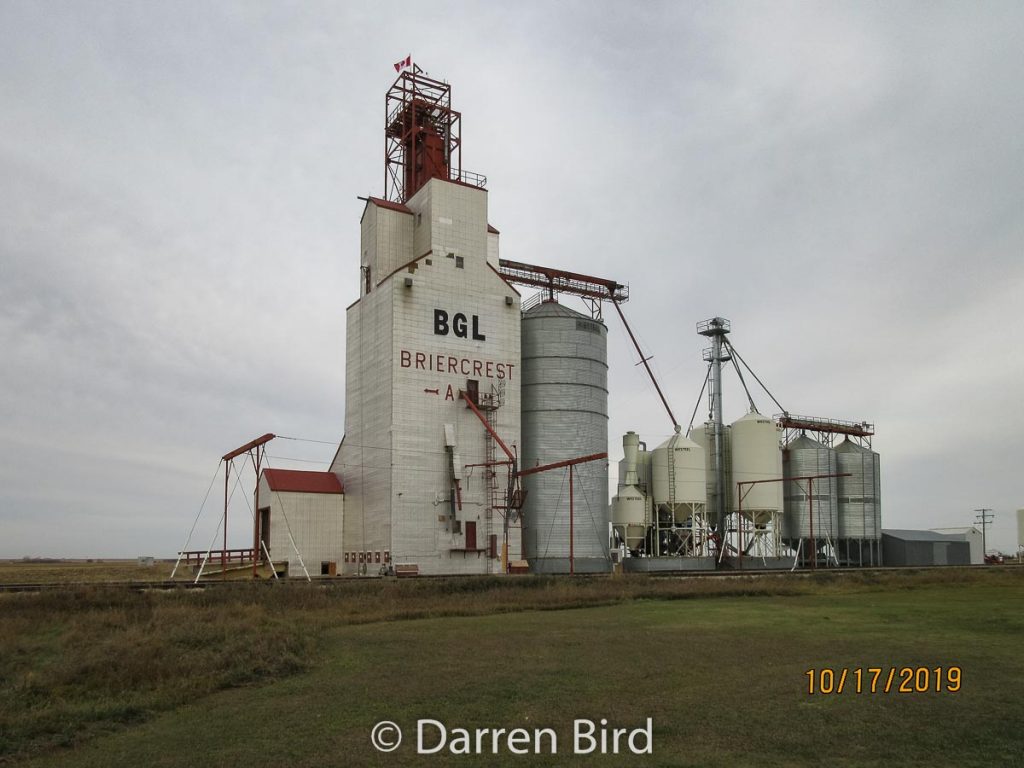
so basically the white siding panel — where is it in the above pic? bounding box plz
[263,488,344,576]
[487,230,499,268]
[342,179,521,576]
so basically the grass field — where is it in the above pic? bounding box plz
[0,559,174,584]
[2,568,1022,767]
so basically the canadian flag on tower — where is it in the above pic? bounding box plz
[394,54,412,73]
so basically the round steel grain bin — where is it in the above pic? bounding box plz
[835,438,882,539]
[782,435,838,540]
[521,301,610,573]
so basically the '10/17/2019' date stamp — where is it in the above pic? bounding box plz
[806,666,962,694]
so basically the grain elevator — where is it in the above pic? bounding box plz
[331,68,523,576]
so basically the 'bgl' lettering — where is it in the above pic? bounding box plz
[434,309,485,340]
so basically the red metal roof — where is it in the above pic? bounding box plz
[367,196,412,214]
[263,469,344,494]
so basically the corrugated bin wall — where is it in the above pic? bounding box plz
[521,301,610,573]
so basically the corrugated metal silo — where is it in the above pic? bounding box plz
[521,301,610,573]
[782,435,839,540]
[835,439,881,540]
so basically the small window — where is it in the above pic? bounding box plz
[384,550,391,563]
[417,213,422,225]
[344,552,349,563]
[358,552,365,563]
[455,256,464,269]
[375,551,381,563]
[320,561,331,576]
[363,266,371,294]
[425,258,432,265]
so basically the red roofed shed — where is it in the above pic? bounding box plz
[257,469,345,577]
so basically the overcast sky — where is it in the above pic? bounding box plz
[1,1,1021,558]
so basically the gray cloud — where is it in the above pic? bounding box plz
[1,1,1021,556]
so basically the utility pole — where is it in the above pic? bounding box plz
[974,508,994,560]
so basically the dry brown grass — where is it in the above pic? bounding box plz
[0,559,173,585]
